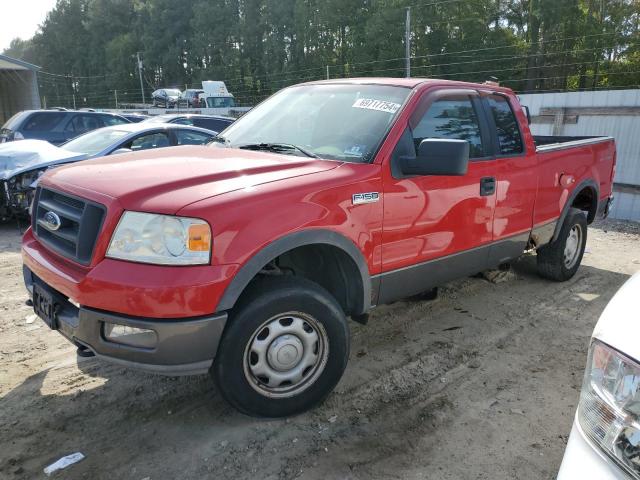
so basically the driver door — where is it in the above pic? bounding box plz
[378,89,498,304]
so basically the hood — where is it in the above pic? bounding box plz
[43,145,341,214]
[0,140,88,180]
[592,271,640,361]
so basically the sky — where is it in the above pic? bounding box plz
[0,0,57,52]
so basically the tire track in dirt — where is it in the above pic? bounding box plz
[0,220,638,479]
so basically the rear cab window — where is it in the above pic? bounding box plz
[485,94,524,155]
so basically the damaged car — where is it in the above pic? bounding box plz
[0,122,218,219]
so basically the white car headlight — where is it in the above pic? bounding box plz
[578,339,640,478]
[107,211,211,265]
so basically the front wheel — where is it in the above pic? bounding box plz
[213,277,350,417]
[537,208,588,281]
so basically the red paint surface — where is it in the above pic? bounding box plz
[23,78,616,319]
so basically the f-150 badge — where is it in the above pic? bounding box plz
[352,192,380,205]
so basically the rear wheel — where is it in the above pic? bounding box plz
[537,208,587,281]
[213,277,349,417]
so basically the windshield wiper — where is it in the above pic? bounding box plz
[237,142,319,159]
[208,135,228,144]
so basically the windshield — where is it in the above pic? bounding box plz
[220,84,410,163]
[61,128,131,156]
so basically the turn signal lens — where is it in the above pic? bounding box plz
[188,224,211,252]
[107,212,211,265]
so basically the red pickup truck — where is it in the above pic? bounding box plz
[22,78,615,417]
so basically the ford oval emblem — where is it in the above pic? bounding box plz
[43,211,62,231]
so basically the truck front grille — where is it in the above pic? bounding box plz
[32,187,106,265]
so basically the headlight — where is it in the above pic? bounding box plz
[578,339,640,477]
[107,211,211,265]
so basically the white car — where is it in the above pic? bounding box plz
[558,272,640,479]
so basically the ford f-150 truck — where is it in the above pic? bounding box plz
[22,78,616,417]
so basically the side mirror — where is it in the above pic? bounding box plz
[522,105,531,124]
[110,148,132,155]
[400,138,469,176]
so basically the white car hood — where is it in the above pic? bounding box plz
[0,140,88,180]
[592,271,640,361]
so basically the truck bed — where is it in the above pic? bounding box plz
[534,135,613,152]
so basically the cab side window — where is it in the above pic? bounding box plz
[413,96,484,159]
[486,95,523,155]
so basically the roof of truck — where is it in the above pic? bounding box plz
[302,77,515,93]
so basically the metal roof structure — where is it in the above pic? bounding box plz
[0,54,40,71]
[0,54,41,125]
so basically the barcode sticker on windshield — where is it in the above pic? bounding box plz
[352,98,401,114]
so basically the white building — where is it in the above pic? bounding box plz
[520,89,640,222]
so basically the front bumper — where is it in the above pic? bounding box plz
[24,266,227,375]
[22,228,236,318]
[557,418,629,480]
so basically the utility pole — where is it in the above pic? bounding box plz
[71,75,76,110]
[137,52,145,105]
[405,7,411,78]
[326,65,330,80]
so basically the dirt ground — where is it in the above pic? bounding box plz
[1,219,639,480]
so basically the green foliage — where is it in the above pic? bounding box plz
[3,0,639,108]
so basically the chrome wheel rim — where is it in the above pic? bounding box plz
[243,312,328,398]
[564,224,583,269]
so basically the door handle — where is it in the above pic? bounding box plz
[480,177,496,196]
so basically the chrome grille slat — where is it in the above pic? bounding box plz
[37,198,82,223]
[35,220,78,243]
[32,187,106,265]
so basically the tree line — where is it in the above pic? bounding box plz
[3,0,639,109]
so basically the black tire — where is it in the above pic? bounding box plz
[537,208,587,281]
[213,276,350,417]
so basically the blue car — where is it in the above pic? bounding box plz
[0,122,217,219]
[0,110,130,145]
